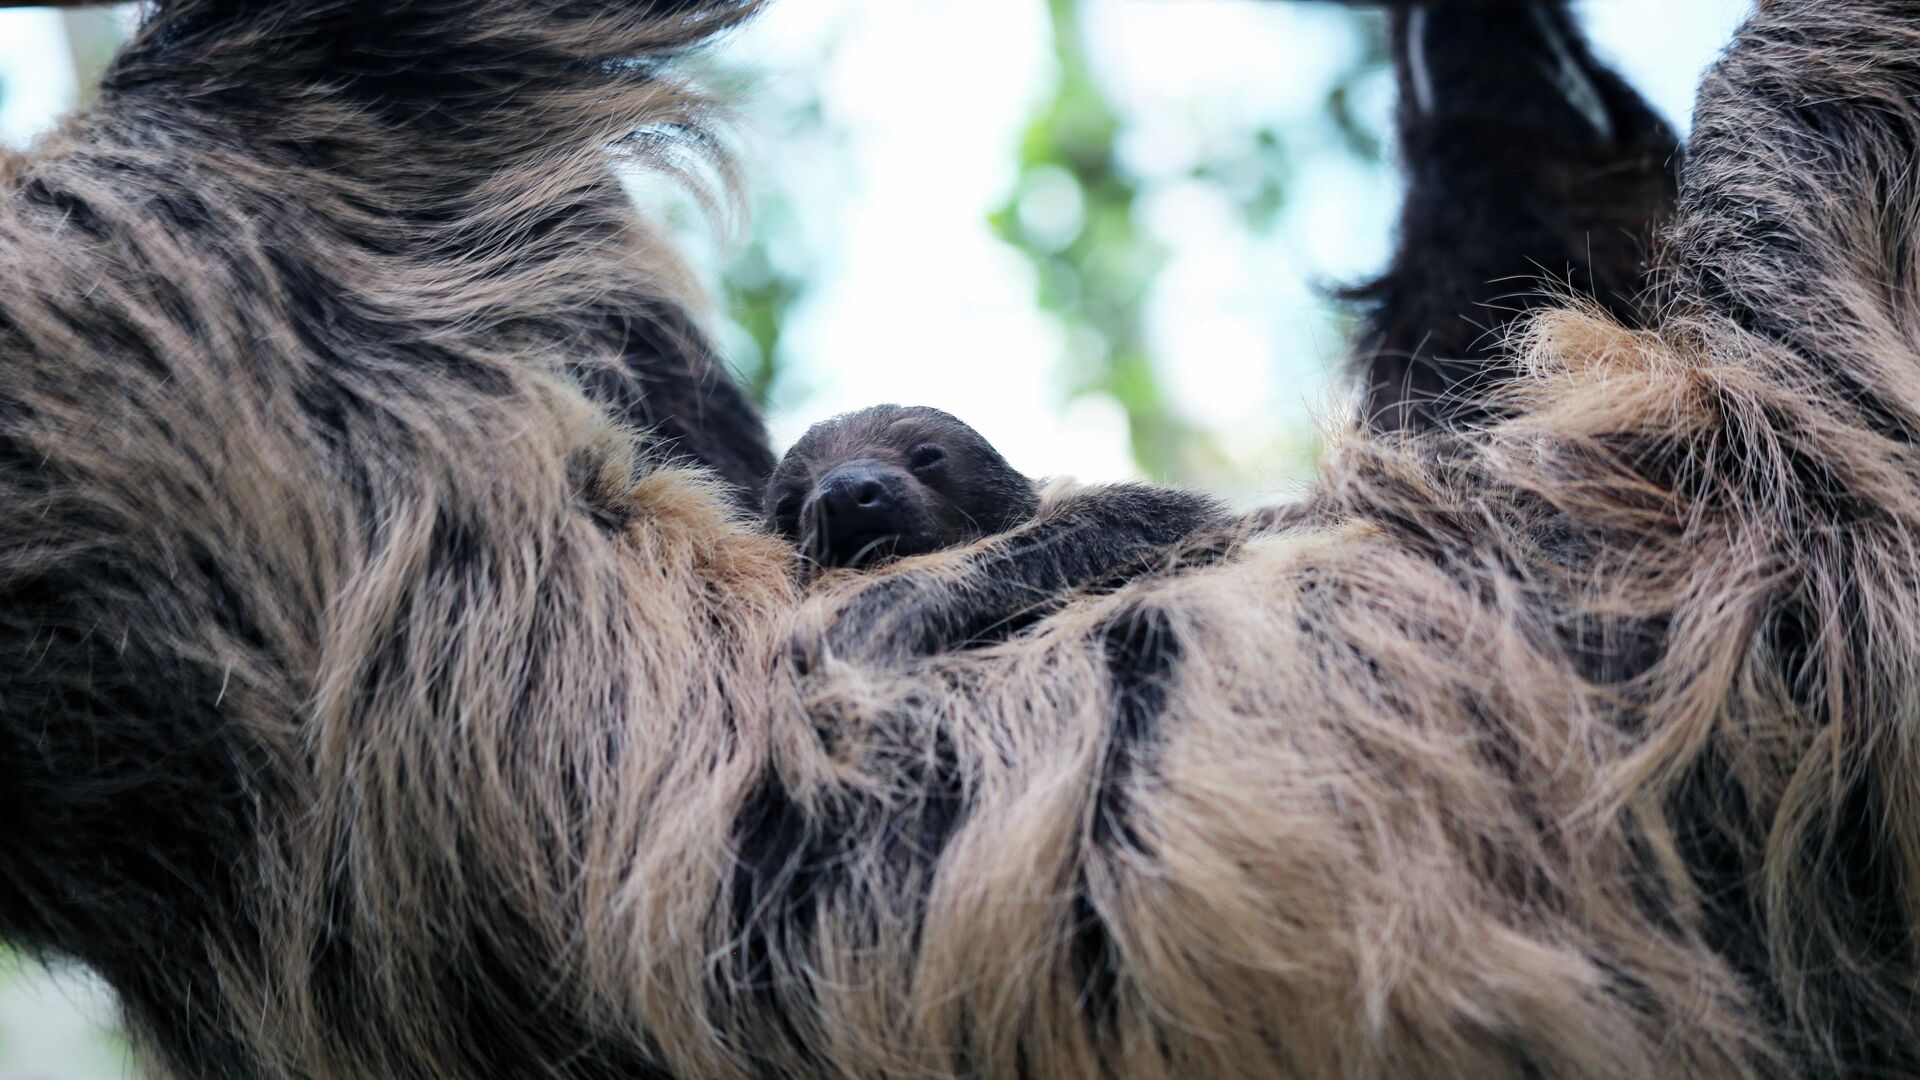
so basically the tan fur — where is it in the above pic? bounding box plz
[7,0,1920,1076]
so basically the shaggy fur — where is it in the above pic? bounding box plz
[2,0,1919,1077]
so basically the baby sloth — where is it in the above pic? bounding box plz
[765,405,1039,569]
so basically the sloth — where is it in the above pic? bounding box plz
[766,405,1233,661]
[763,405,1041,569]
[7,0,1920,1078]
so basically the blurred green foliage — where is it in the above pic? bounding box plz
[987,0,1386,482]
[991,0,1195,479]
[695,1,1390,488]
[684,61,838,418]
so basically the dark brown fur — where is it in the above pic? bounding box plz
[1,1,1919,1077]
[1345,0,1681,432]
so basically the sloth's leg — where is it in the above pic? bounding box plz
[1675,0,1920,420]
[1654,3,1920,1070]
[1351,1,1679,432]
[104,0,775,498]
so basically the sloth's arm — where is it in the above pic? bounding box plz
[102,0,774,499]
[1350,1,1679,432]
[796,485,1231,665]
[0,2,782,1075]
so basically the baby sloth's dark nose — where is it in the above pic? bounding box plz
[812,461,906,566]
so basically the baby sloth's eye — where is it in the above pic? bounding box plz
[908,444,946,473]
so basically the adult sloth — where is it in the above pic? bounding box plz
[0,0,1913,1077]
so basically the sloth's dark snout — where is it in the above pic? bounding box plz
[811,461,914,567]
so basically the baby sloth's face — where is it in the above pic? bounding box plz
[765,405,1039,569]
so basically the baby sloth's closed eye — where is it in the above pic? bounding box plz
[765,405,1040,569]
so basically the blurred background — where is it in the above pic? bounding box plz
[0,0,1744,1075]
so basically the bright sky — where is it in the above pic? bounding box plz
[0,9,74,144]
